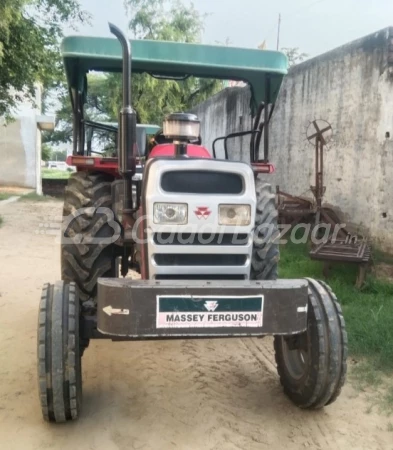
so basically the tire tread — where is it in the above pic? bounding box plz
[37,281,81,422]
[251,179,279,281]
[61,172,117,302]
[274,278,347,409]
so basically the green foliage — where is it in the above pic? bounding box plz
[126,0,222,124]
[42,168,71,179]
[280,242,393,372]
[44,73,120,147]
[19,192,58,202]
[41,142,67,161]
[47,0,223,146]
[41,143,52,161]
[126,0,204,41]
[281,47,308,68]
[50,150,67,161]
[0,0,89,119]
[42,83,73,144]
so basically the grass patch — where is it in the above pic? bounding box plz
[353,368,393,414]
[0,192,13,201]
[373,247,393,266]
[0,216,3,227]
[19,192,59,202]
[384,386,393,413]
[42,168,71,179]
[280,242,393,372]
[351,360,384,389]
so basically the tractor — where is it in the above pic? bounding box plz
[37,23,347,422]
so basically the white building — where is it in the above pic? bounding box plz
[0,86,54,194]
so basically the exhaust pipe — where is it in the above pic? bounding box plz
[109,22,136,216]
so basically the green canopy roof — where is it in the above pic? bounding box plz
[61,36,288,109]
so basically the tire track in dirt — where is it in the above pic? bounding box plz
[240,337,391,450]
[240,337,333,450]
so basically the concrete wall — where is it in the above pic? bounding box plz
[0,88,42,189]
[193,28,393,251]
[193,86,253,162]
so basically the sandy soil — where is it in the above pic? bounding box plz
[0,200,392,450]
[0,186,34,195]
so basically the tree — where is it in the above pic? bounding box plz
[126,0,222,124]
[46,0,223,146]
[41,143,52,161]
[0,0,88,119]
[281,47,308,68]
[51,150,67,161]
[43,73,120,147]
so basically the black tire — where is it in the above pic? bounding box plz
[274,278,348,409]
[61,172,119,303]
[251,179,279,280]
[37,281,82,422]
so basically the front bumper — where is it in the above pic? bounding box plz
[97,279,308,338]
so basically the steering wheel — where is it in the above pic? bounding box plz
[152,129,202,146]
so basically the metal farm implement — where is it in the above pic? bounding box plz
[277,119,371,287]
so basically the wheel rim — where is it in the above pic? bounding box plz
[281,332,310,381]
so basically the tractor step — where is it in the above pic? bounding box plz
[96,279,308,338]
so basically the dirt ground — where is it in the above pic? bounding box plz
[0,199,392,450]
[0,186,34,195]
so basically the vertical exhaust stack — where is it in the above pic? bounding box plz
[109,22,136,216]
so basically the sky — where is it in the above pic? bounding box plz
[72,0,393,59]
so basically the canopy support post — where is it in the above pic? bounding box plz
[263,76,271,163]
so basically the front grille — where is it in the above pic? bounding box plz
[155,274,246,280]
[154,254,247,266]
[146,159,254,280]
[153,233,249,246]
[161,170,243,194]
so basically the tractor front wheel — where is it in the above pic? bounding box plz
[274,279,347,408]
[37,281,82,422]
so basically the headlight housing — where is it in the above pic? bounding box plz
[154,203,188,225]
[219,204,251,226]
[163,113,200,141]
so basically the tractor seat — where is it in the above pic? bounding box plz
[149,143,212,159]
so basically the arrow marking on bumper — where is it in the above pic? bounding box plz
[103,306,130,316]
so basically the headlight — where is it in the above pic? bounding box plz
[219,204,251,226]
[154,203,188,224]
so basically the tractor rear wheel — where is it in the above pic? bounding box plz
[37,281,82,422]
[61,171,119,304]
[274,278,347,408]
[251,180,279,280]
